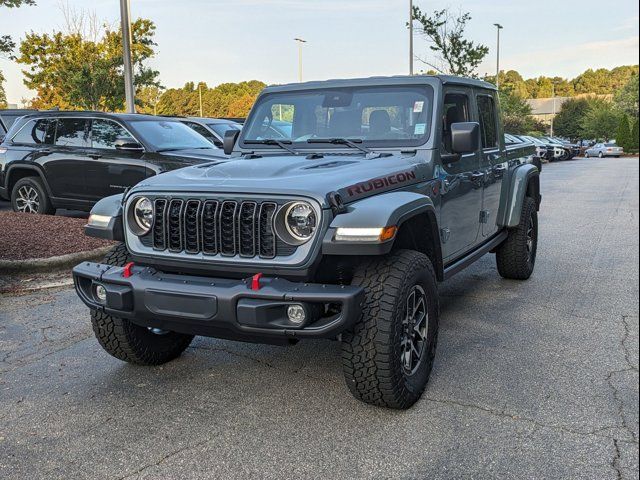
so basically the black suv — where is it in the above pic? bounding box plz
[0,111,227,214]
[180,117,242,148]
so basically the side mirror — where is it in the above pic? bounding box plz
[451,122,480,154]
[223,129,240,155]
[114,137,144,152]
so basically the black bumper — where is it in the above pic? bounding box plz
[73,262,364,345]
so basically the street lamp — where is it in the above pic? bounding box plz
[494,23,503,89]
[409,0,414,75]
[294,38,307,83]
[120,0,135,113]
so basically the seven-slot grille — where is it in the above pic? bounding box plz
[150,198,279,259]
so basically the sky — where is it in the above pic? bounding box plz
[1,0,638,105]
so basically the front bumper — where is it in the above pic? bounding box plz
[73,262,364,345]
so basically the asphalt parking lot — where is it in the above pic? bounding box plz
[1,157,638,479]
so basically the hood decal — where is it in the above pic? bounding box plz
[341,168,418,201]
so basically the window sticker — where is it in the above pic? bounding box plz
[413,101,425,113]
[414,123,427,135]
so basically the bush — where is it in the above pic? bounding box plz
[631,119,639,152]
[616,115,632,150]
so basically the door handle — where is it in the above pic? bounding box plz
[88,153,102,159]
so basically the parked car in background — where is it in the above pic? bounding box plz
[584,142,624,158]
[0,111,228,214]
[541,137,573,161]
[179,117,242,148]
[0,109,38,135]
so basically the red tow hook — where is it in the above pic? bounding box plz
[251,273,264,291]
[122,262,135,278]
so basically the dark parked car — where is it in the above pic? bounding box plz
[179,117,242,148]
[73,75,541,409]
[0,111,227,214]
[0,109,37,135]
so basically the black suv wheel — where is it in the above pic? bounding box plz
[90,243,194,365]
[341,250,439,409]
[495,196,538,280]
[11,176,55,214]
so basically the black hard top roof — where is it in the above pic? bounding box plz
[264,74,496,93]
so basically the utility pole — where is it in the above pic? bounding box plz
[198,84,204,117]
[409,0,414,75]
[494,23,503,89]
[120,0,136,113]
[294,38,307,83]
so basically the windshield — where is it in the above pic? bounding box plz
[208,123,241,138]
[130,120,215,151]
[241,85,434,149]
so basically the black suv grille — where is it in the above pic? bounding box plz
[150,198,281,259]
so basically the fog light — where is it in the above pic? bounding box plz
[287,304,306,325]
[95,284,107,304]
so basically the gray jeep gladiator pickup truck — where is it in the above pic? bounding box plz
[72,75,541,409]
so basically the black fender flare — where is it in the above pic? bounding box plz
[498,164,540,228]
[5,163,54,197]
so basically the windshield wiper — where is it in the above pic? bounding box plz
[244,139,300,155]
[307,138,372,154]
[157,146,212,152]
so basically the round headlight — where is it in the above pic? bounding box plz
[133,197,153,234]
[284,202,317,242]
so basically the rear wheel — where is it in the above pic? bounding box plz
[11,176,55,215]
[341,250,439,409]
[598,152,604,158]
[496,197,538,280]
[90,243,194,365]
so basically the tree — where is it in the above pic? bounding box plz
[136,85,164,115]
[0,69,7,107]
[499,87,536,134]
[630,119,639,152]
[0,0,36,56]
[553,98,592,140]
[411,7,488,77]
[614,74,639,119]
[615,115,631,149]
[16,16,160,111]
[581,99,622,140]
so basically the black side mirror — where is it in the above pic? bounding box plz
[114,137,144,152]
[223,129,240,155]
[451,122,480,154]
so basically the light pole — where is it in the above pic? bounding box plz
[494,23,503,89]
[120,0,135,113]
[294,38,307,83]
[198,83,204,117]
[409,0,414,75]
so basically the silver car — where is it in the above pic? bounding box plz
[584,142,624,158]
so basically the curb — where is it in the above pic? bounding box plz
[0,245,113,274]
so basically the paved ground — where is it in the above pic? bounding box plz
[1,157,638,479]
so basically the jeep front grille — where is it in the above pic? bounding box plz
[150,198,280,259]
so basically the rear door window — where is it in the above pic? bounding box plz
[476,95,499,149]
[11,119,55,145]
[55,118,90,148]
[91,119,131,150]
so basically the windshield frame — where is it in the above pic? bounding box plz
[128,119,216,152]
[239,84,435,151]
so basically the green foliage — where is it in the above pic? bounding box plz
[0,0,36,56]
[574,66,638,95]
[553,98,592,140]
[631,119,639,152]
[0,70,7,108]
[581,98,622,140]
[615,115,631,150]
[411,7,489,77]
[499,87,536,134]
[16,18,159,111]
[156,80,266,118]
[614,74,639,118]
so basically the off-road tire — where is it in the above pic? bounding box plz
[496,197,538,280]
[90,243,194,365]
[341,250,439,409]
[11,176,55,214]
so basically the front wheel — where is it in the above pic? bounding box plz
[341,250,439,409]
[598,152,604,158]
[496,197,538,280]
[11,176,55,215]
[90,243,194,365]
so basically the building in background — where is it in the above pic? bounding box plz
[527,94,613,127]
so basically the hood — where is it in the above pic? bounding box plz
[131,151,432,208]
[160,148,228,161]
